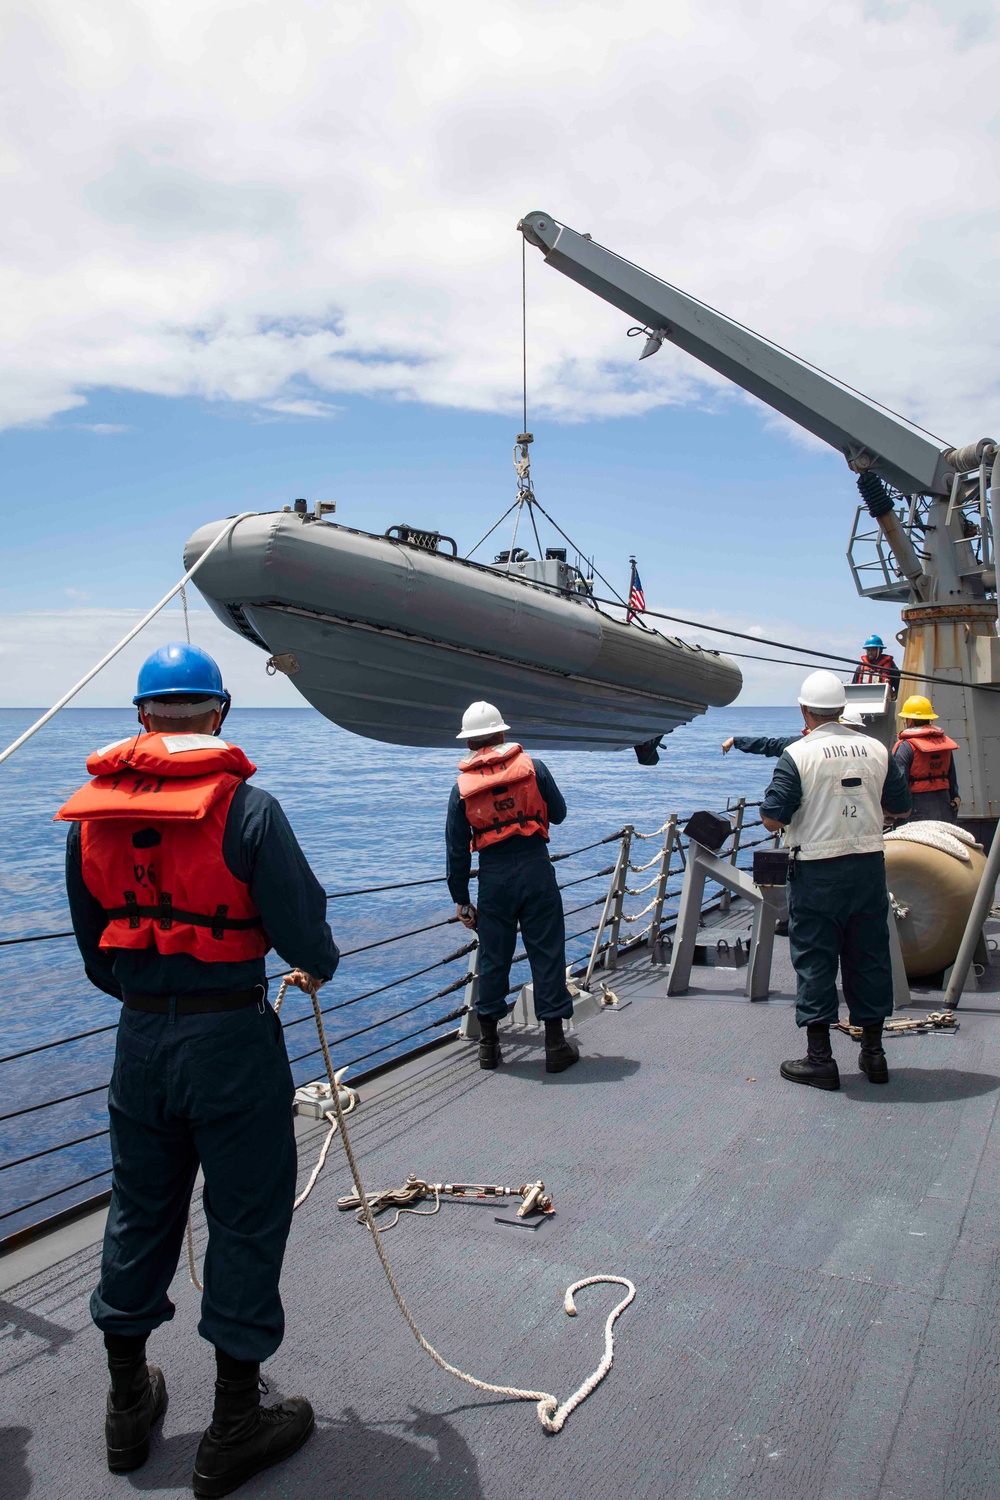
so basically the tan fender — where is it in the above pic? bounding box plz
[885,838,986,978]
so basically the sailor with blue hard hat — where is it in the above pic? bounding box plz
[852,632,900,698]
[132,641,231,724]
[58,642,337,1494]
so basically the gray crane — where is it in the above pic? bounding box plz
[519,210,1000,830]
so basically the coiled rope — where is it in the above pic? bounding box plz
[885,819,978,864]
[317,979,635,1432]
[186,978,635,1430]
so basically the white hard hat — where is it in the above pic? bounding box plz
[798,670,846,712]
[456,701,511,740]
[840,708,866,728]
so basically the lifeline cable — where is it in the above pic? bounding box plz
[586,590,1000,697]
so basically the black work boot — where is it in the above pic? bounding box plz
[859,1023,890,1084]
[478,1014,502,1070]
[544,1019,580,1074]
[104,1332,167,1473]
[192,1353,314,1499]
[780,1022,840,1091]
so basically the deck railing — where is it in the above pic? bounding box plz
[0,804,768,1248]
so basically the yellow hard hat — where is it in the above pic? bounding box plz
[900,694,937,720]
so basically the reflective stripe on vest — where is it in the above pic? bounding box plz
[893,726,958,795]
[855,653,896,685]
[782,724,889,861]
[457,743,549,852]
[56,734,268,962]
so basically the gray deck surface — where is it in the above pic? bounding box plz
[3,936,1000,1500]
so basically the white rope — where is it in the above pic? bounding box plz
[624,875,658,896]
[621,897,657,923]
[628,854,662,873]
[884,820,977,863]
[186,981,637,1430]
[185,975,356,1286]
[186,1212,203,1292]
[0,511,256,767]
[373,1186,442,1233]
[632,819,672,841]
[321,1010,635,1432]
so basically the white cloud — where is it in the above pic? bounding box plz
[0,606,301,710]
[258,397,343,419]
[73,421,133,433]
[0,1,997,444]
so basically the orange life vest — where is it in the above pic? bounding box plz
[855,652,897,685]
[55,732,269,962]
[457,742,549,852]
[892,726,959,795]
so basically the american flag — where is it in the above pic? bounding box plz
[627,558,646,623]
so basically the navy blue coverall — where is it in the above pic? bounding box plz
[761,752,911,1029]
[446,759,572,1023]
[66,779,338,1363]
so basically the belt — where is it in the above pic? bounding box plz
[122,986,265,1015]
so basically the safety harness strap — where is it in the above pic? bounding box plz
[105,893,263,934]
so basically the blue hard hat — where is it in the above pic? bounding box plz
[133,642,230,707]
[864,634,884,649]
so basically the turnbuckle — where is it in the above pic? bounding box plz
[337,1172,554,1222]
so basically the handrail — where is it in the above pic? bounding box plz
[0,811,759,1231]
[0,837,621,953]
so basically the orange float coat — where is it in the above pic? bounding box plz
[55,732,268,962]
[853,652,898,686]
[892,726,959,795]
[457,742,549,852]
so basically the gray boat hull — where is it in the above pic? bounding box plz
[184,513,742,750]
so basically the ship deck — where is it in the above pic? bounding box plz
[3,929,1000,1500]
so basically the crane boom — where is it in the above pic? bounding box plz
[518,210,952,497]
[518,208,1000,828]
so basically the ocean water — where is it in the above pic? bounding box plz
[0,704,799,1233]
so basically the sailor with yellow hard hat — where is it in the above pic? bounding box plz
[892,695,961,825]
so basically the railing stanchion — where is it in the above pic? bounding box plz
[603,825,633,973]
[720,797,746,914]
[647,815,678,966]
[583,831,628,991]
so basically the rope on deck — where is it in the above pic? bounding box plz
[317,971,636,1433]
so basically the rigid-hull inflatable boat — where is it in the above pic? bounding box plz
[184,510,742,752]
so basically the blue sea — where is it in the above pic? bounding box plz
[0,705,799,1235]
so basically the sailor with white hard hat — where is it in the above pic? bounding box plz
[446,701,578,1073]
[760,670,911,1092]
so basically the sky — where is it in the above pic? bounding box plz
[1,0,998,713]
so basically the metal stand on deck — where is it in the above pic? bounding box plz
[666,840,784,1000]
[666,840,911,1007]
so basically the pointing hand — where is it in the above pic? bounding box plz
[722,737,734,755]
